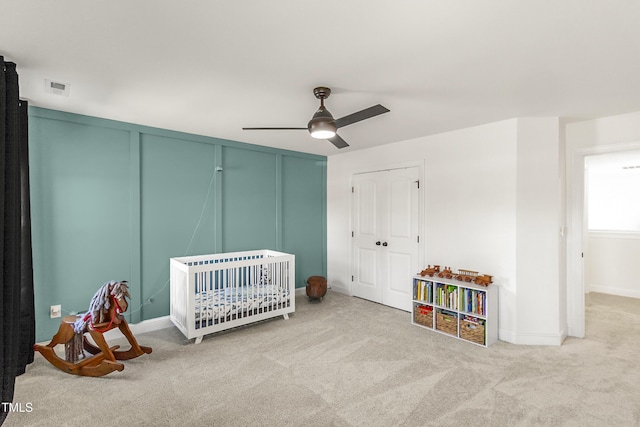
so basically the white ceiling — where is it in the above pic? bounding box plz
[3,1,640,157]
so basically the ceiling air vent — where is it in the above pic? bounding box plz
[45,79,70,96]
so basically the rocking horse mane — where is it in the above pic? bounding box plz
[73,281,130,334]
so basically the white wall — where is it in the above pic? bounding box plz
[566,110,640,337]
[586,233,640,297]
[515,118,564,343]
[327,117,563,345]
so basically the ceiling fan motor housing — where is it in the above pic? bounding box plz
[308,105,336,139]
[313,86,331,100]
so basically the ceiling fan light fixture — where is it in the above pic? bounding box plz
[309,120,337,139]
[308,102,336,139]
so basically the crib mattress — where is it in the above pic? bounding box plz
[194,285,290,328]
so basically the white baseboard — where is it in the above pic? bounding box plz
[498,328,566,346]
[587,285,640,299]
[35,316,174,346]
[498,328,516,344]
[103,315,173,341]
[515,331,564,346]
[328,284,351,296]
[296,284,351,296]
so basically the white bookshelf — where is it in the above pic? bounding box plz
[411,275,498,347]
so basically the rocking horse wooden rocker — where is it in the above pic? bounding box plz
[34,281,152,377]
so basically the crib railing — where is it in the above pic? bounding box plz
[170,250,295,343]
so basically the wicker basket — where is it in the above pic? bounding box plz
[460,319,485,345]
[435,311,458,336]
[414,305,433,328]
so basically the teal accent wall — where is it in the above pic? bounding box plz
[28,107,326,342]
[221,146,278,252]
[139,134,219,320]
[281,156,327,288]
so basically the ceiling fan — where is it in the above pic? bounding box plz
[242,87,389,149]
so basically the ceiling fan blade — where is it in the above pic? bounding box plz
[242,127,307,130]
[333,104,390,129]
[328,134,349,149]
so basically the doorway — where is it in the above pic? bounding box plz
[568,143,640,337]
[584,150,640,297]
[351,167,420,311]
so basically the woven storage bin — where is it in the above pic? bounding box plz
[414,306,433,328]
[435,311,458,336]
[460,319,485,345]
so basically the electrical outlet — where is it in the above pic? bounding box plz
[50,304,61,319]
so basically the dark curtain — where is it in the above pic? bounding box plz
[0,57,35,425]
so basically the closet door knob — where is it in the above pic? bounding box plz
[382,242,388,247]
[376,241,381,246]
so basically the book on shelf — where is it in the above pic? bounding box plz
[440,309,458,317]
[461,288,486,316]
[461,314,485,325]
[413,280,434,303]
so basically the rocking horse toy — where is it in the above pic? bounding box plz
[34,280,152,377]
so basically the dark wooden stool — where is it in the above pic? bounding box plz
[306,276,327,301]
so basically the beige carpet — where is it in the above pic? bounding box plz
[7,291,640,426]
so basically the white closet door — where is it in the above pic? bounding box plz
[352,167,420,311]
[352,172,383,303]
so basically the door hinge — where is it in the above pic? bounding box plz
[351,275,354,282]
[417,235,420,243]
[352,231,354,237]
[415,180,420,189]
[352,186,354,193]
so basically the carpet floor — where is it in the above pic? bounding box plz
[7,291,640,426]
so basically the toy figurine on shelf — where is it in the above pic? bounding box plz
[419,265,440,277]
[474,274,493,287]
[437,266,453,279]
[456,269,478,282]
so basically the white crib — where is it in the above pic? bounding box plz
[170,250,295,344]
